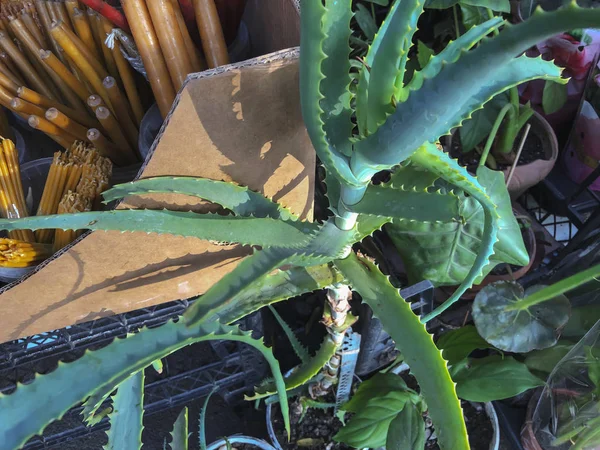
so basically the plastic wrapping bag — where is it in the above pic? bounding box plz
[530,319,600,449]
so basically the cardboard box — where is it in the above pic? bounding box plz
[0,46,314,343]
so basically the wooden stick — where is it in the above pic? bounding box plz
[0,30,57,100]
[505,124,532,189]
[10,97,47,117]
[71,7,101,60]
[28,115,78,148]
[193,0,229,69]
[102,76,138,150]
[95,106,134,156]
[172,0,205,72]
[39,50,91,106]
[50,21,113,112]
[111,37,143,125]
[147,0,193,90]
[45,107,89,142]
[0,70,19,95]
[52,0,74,31]
[87,127,133,166]
[121,0,175,119]
[54,20,108,80]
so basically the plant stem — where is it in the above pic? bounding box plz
[479,102,513,168]
[335,184,367,231]
[453,5,461,39]
[506,263,600,311]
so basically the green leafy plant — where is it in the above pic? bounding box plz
[1,1,600,449]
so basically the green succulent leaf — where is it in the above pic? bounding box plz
[350,184,460,222]
[424,0,459,10]
[300,0,361,187]
[104,371,144,450]
[354,3,585,171]
[102,177,297,221]
[417,40,434,69]
[321,0,354,157]
[386,402,426,450]
[472,281,571,353]
[355,4,378,40]
[437,325,493,366]
[200,388,218,450]
[405,17,504,96]
[453,355,544,402]
[335,253,469,450]
[364,0,425,134]
[0,320,290,449]
[542,80,568,115]
[217,264,345,326]
[268,305,310,363]
[171,407,189,450]
[0,211,316,249]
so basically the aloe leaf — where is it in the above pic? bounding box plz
[335,253,469,450]
[349,184,460,222]
[200,388,218,450]
[104,371,144,450]
[172,407,189,450]
[184,248,296,327]
[321,0,354,157]
[404,17,504,95]
[268,305,310,363]
[0,320,290,449]
[217,264,345,326]
[102,177,297,221]
[410,146,500,322]
[354,3,589,171]
[300,0,361,187]
[364,0,425,134]
[389,163,440,190]
[0,211,317,248]
[246,331,344,400]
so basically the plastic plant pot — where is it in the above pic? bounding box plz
[207,436,276,450]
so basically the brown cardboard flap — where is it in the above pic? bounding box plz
[0,49,314,344]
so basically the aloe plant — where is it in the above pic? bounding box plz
[1,1,600,449]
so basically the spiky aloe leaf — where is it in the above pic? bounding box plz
[321,0,354,157]
[389,163,440,190]
[0,211,317,248]
[217,264,345,326]
[409,144,499,322]
[300,0,362,187]
[246,334,339,400]
[387,163,528,287]
[403,17,504,96]
[0,320,290,449]
[184,248,297,327]
[335,253,469,450]
[102,177,297,221]
[364,0,425,133]
[353,2,600,170]
[103,371,144,450]
[172,407,189,450]
[349,184,460,222]
[268,305,310,363]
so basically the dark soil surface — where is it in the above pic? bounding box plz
[271,399,351,450]
[426,401,494,450]
[449,128,547,173]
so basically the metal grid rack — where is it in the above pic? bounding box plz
[0,298,266,449]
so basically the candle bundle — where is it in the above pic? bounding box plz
[35,140,111,244]
[0,136,34,242]
[0,237,53,267]
[0,1,144,166]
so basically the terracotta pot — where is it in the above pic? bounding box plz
[448,111,559,199]
[441,219,537,300]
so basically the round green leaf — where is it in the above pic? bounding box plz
[472,281,571,353]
